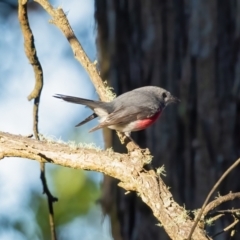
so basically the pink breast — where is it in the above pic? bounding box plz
[135,111,161,131]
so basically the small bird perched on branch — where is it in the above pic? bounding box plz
[54,86,180,145]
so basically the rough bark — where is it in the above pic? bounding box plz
[0,131,208,240]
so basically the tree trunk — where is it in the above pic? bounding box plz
[95,0,240,239]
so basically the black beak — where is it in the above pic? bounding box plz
[168,95,180,104]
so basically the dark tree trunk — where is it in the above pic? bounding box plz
[95,0,240,239]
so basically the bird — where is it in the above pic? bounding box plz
[54,86,180,145]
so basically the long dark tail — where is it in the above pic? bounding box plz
[53,94,103,109]
[75,113,98,127]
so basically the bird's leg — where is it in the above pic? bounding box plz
[124,132,151,157]
[124,132,140,148]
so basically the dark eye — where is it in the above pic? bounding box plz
[162,92,167,99]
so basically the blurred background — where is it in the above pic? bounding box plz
[95,1,240,240]
[0,0,112,239]
[1,0,240,240]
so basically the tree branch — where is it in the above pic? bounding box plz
[18,0,43,102]
[34,0,109,102]
[0,131,208,240]
[212,218,239,238]
[188,158,240,240]
[18,1,57,239]
[203,192,240,217]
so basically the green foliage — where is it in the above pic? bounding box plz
[54,166,100,225]
[33,166,100,239]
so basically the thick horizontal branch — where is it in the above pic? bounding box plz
[0,131,208,240]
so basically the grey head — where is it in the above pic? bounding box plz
[111,86,180,111]
[132,86,180,107]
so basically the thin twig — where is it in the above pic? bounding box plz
[188,158,240,240]
[18,1,57,239]
[211,218,239,238]
[40,163,58,240]
[217,209,240,214]
[206,209,240,223]
[203,192,240,217]
[208,214,224,222]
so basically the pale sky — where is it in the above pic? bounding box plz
[0,0,112,239]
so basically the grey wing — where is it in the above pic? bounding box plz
[89,106,156,132]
